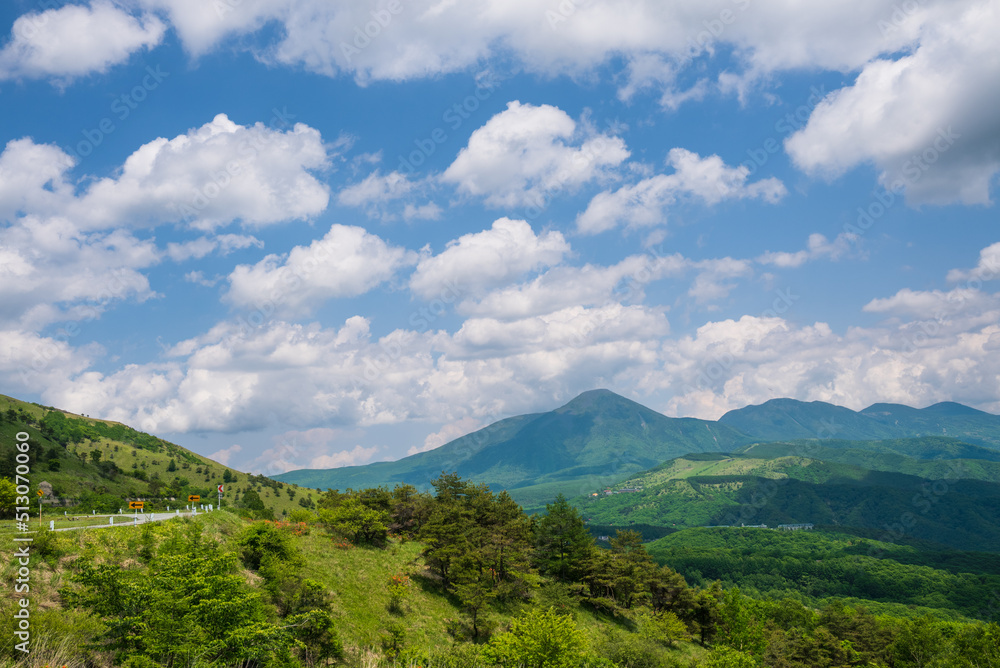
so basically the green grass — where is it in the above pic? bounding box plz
[0,509,710,667]
[298,535,459,651]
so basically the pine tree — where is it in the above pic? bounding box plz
[535,493,594,582]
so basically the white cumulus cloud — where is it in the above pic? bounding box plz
[0,1,165,82]
[77,113,331,231]
[227,224,416,317]
[785,2,1000,205]
[757,233,857,268]
[577,148,786,234]
[409,218,570,301]
[442,101,629,208]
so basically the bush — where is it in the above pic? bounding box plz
[287,608,343,666]
[78,491,123,513]
[33,527,64,560]
[703,646,758,668]
[318,497,389,547]
[483,607,588,668]
[594,629,671,668]
[237,521,297,570]
[287,508,315,524]
[387,573,412,614]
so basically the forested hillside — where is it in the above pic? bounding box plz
[3,476,998,668]
[574,449,1000,551]
[4,393,1000,667]
[0,394,321,518]
[648,527,1000,620]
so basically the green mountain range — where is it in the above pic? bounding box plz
[719,397,1000,447]
[275,389,751,505]
[276,390,1000,509]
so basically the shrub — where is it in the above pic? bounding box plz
[237,521,296,570]
[287,508,315,524]
[387,573,412,614]
[482,607,588,668]
[33,527,64,560]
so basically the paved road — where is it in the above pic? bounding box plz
[51,510,204,532]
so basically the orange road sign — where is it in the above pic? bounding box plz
[188,495,200,502]
[129,501,144,509]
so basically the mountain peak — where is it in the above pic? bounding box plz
[922,401,990,416]
[555,389,649,415]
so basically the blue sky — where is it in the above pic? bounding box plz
[1,0,998,476]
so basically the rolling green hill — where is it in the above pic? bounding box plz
[719,398,904,441]
[275,389,752,502]
[0,394,321,518]
[572,450,1000,552]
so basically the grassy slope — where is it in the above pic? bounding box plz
[0,510,709,667]
[295,527,704,657]
[0,394,322,518]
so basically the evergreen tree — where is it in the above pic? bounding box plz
[419,502,472,588]
[455,573,496,641]
[388,483,434,538]
[535,493,594,582]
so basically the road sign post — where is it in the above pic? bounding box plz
[218,484,223,509]
[129,501,143,523]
